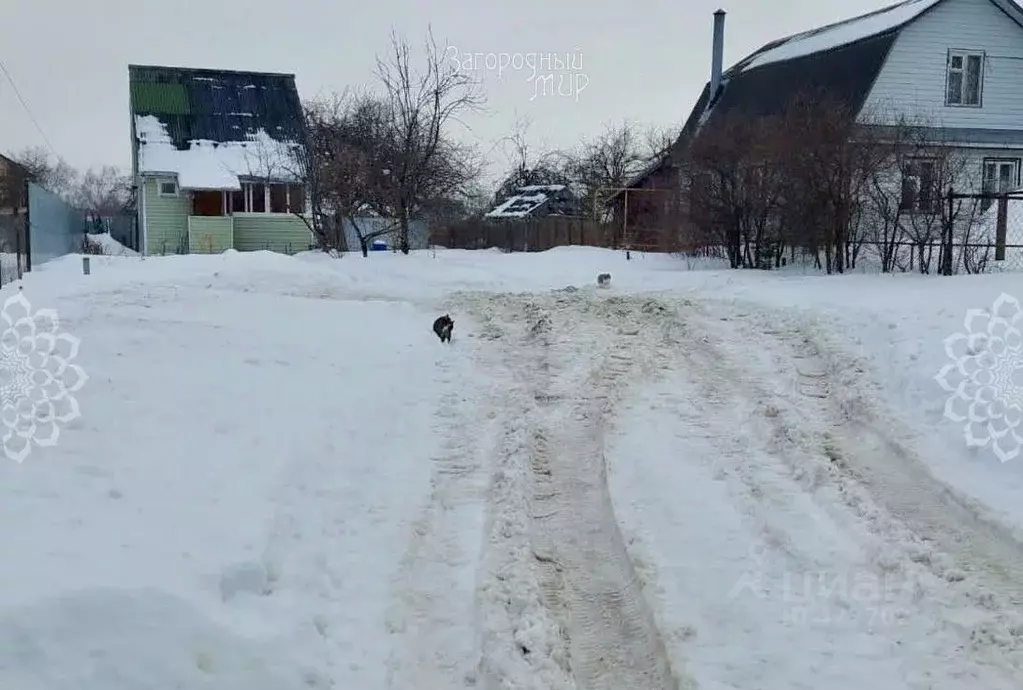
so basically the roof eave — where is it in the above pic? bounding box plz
[128,63,296,80]
[988,0,1023,30]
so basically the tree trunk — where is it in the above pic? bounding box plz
[399,212,410,255]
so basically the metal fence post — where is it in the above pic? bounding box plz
[996,195,1008,262]
[943,186,954,276]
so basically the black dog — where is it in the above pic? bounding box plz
[432,314,454,343]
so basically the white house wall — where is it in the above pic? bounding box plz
[957,147,1023,189]
[862,147,1023,209]
[860,0,1023,129]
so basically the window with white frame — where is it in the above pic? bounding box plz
[946,50,984,106]
[228,181,306,214]
[900,158,940,213]
[158,179,178,197]
[981,158,1020,211]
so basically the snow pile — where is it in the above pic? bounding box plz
[135,115,303,190]
[85,232,138,257]
[739,0,941,72]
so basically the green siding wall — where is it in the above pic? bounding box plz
[143,177,188,254]
[188,217,234,253]
[233,215,313,254]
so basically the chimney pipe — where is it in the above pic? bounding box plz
[711,9,726,99]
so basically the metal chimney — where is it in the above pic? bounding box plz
[711,9,726,99]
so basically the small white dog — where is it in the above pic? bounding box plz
[597,273,612,288]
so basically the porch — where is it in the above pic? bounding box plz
[186,214,314,254]
[181,182,313,254]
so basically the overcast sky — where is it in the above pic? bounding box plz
[1,0,896,185]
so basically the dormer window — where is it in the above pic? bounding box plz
[946,50,984,107]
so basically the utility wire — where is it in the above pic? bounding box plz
[0,57,59,157]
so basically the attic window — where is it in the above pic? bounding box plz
[158,179,178,197]
[946,50,984,107]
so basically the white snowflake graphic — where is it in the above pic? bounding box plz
[0,291,87,463]
[934,293,1023,463]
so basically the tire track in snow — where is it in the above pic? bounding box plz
[384,323,493,689]
[468,296,575,690]
[467,291,689,690]
[679,298,1023,678]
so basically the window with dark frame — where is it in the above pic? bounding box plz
[946,50,984,106]
[900,159,939,213]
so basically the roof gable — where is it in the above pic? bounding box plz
[128,64,307,190]
[128,64,304,150]
[674,0,995,154]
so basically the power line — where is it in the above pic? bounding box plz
[0,57,58,157]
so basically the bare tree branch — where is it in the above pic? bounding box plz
[374,26,486,253]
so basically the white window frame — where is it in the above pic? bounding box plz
[157,178,179,197]
[225,181,306,214]
[946,49,985,107]
[981,157,1020,211]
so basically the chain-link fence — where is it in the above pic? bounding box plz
[669,187,1023,275]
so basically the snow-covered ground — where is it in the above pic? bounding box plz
[2,246,1023,689]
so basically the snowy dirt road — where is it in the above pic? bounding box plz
[448,290,701,690]
[406,289,1023,690]
[609,297,1023,689]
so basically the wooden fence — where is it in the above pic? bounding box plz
[430,216,616,252]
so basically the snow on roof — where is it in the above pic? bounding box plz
[486,185,567,218]
[738,0,941,73]
[517,184,566,193]
[486,193,548,218]
[135,115,303,190]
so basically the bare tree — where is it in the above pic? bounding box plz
[859,123,911,273]
[286,99,337,253]
[73,165,131,217]
[301,91,401,256]
[492,114,567,205]
[564,120,676,219]
[374,27,486,254]
[776,92,892,273]
[684,111,787,268]
[6,146,77,198]
[642,124,678,162]
[683,91,896,272]
[870,119,979,274]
